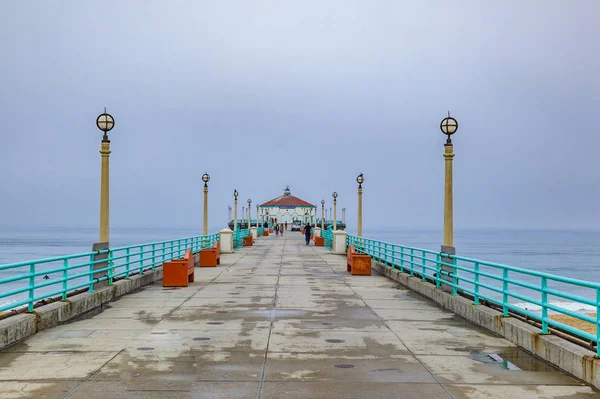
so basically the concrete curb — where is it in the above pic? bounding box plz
[0,267,164,350]
[371,261,600,389]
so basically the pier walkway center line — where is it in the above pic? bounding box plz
[0,234,596,399]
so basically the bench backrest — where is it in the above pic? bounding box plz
[347,245,355,260]
[183,249,194,269]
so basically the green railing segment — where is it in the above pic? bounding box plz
[347,235,600,355]
[233,228,250,248]
[321,227,333,249]
[0,233,219,314]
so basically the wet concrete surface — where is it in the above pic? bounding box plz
[0,234,598,398]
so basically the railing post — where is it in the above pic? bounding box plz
[502,268,509,316]
[28,263,35,312]
[139,245,144,274]
[435,254,441,288]
[62,259,68,301]
[88,254,95,293]
[178,239,181,257]
[596,288,600,356]
[391,245,395,269]
[409,248,414,277]
[162,242,166,263]
[108,250,114,285]
[541,276,549,333]
[473,262,480,305]
[421,250,426,281]
[451,256,458,296]
[399,247,404,273]
[151,243,156,270]
[125,248,130,279]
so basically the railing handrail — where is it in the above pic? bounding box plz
[346,234,600,355]
[0,233,220,314]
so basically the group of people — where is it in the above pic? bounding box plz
[261,220,312,245]
[263,221,288,236]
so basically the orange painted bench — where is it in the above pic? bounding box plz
[263,229,269,236]
[243,235,253,246]
[199,242,220,267]
[163,249,194,287]
[315,236,324,246]
[347,245,372,275]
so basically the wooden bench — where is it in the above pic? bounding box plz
[163,249,194,287]
[199,242,220,267]
[243,235,253,246]
[315,236,324,246]
[347,245,372,275]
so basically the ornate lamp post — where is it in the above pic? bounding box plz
[342,208,346,225]
[440,112,458,250]
[247,199,252,230]
[356,173,364,236]
[96,109,115,244]
[233,190,239,231]
[202,172,210,235]
[321,200,325,230]
[332,192,338,231]
[256,205,259,227]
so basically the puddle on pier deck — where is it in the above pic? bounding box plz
[472,347,556,372]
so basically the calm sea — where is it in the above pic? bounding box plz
[1,226,599,313]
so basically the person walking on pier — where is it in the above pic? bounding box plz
[279,223,284,236]
[285,222,288,230]
[275,223,279,236]
[304,222,312,245]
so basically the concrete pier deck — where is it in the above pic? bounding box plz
[0,234,597,398]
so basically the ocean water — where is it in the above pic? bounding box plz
[1,226,599,313]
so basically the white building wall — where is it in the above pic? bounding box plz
[259,206,316,224]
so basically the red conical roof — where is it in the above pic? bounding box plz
[260,187,315,207]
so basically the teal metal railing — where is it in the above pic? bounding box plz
[321,227,333,249]
[233,228,250,248]
[347,235,600,355]
[0,233,219,314]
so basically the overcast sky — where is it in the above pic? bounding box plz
[0,1,598,232]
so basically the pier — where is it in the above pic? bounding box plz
[0,233,598,398]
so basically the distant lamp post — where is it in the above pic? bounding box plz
[256,205,259,227]
[202,172,210,235]
[357,173,364,237]
[96,108,115,244]
[247,199,252,230]
[305,209,309,224]
[332,192,338,231]
[440,112,458,251]
[321,200,325,230]
[233,190,239,231]
[228,206,232,224]
[342,208,346,225]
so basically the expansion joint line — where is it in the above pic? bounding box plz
[257,236,284,399]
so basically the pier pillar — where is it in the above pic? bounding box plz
[332,231,347,254]
[314,227,321,237]
[250,227,258,239]
[219,229,233,253]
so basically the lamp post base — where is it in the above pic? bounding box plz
[440,245,456,294]
[92,242,110,290]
